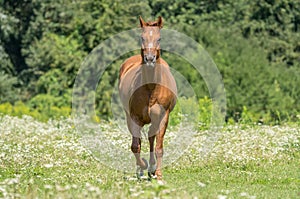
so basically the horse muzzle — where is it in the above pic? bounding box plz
[144,54,156,67]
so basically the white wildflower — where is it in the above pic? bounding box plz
[44,164,53,168]
[197,181,206,187]
[240,192,248,196]
[218,195,227,199]
[44,185,53,189]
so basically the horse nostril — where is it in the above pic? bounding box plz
[146,55,155,62]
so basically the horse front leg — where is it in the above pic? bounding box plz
[149,104,170,181]
[131,136,147,170]
[126,113,147,177]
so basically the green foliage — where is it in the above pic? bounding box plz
[0,44,14,74]
[198,96,213,128]
[11,101,32,117]
[24,32,87,100]
[28,94,71,119]
[0,0,299,123]
[0,102,13,115]
[0,71,18,103]
[169,100,182,127]
[0,8,19,42]
[169,97,212,129]
[0,101,38,120]
[25,33,86,73]
[0,96,71,121]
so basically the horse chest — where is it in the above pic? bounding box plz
[129,84,174,125]
[128,86,158,123]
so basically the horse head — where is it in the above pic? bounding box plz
[139,16,163,67]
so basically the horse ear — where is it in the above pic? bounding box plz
[157,16,163,28]
[139,16,146,27]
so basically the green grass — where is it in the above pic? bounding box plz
[0,115,299,198]
[164,158,300,198]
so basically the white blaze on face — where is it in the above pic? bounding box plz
[148,42,153,48]
[149,31,153,49]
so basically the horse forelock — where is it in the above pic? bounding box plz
[145,21,160,27]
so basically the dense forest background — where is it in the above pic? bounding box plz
[0,0,299,123]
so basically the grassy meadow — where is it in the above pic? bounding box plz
[1,1,300,198]
[0,115,299,198]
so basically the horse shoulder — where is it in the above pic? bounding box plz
[156,58,177,110]
[119,55,142,79]
[155,58,170,72]
[157,57,177,90]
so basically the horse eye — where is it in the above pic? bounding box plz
[157,38,161,42]
[141,37,145,43]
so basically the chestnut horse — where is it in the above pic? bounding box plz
[118,16,177,180]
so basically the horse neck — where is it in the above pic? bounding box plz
[141,60,162,85]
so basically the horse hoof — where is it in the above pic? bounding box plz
[148,164,156,179]
[136,158,148,179]
[148,173,157,179]
[136,170,150,180]
[136,168,143,179]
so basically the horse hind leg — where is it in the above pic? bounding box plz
[148,135,156,178]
